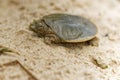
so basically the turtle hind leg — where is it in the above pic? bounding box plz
[44,34,61,44]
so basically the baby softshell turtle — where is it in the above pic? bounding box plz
[29,13,97,44]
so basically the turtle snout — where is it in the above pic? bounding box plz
[29,21,45,35]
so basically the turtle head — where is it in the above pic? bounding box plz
[29,19,48,36]
[29,20,43,32]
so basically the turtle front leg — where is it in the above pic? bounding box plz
[44,33,61,44]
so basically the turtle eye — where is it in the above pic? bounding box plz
[36,22,44,30]
[38,22,43,27]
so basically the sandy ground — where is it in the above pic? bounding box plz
[0,0,120,80]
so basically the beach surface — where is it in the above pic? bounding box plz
[0,0,120,80]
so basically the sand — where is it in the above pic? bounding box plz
[0,0,120,80]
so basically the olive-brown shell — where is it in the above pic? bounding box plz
[42,14,97,42]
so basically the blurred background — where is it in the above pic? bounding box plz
[0,0,120,80]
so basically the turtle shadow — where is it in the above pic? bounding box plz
[47,42,90,50]
[56,42,86,48]
[49,37,99,49]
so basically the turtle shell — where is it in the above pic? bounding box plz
[42,14,97,42]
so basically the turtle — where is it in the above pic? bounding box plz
[29,13,98,44]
